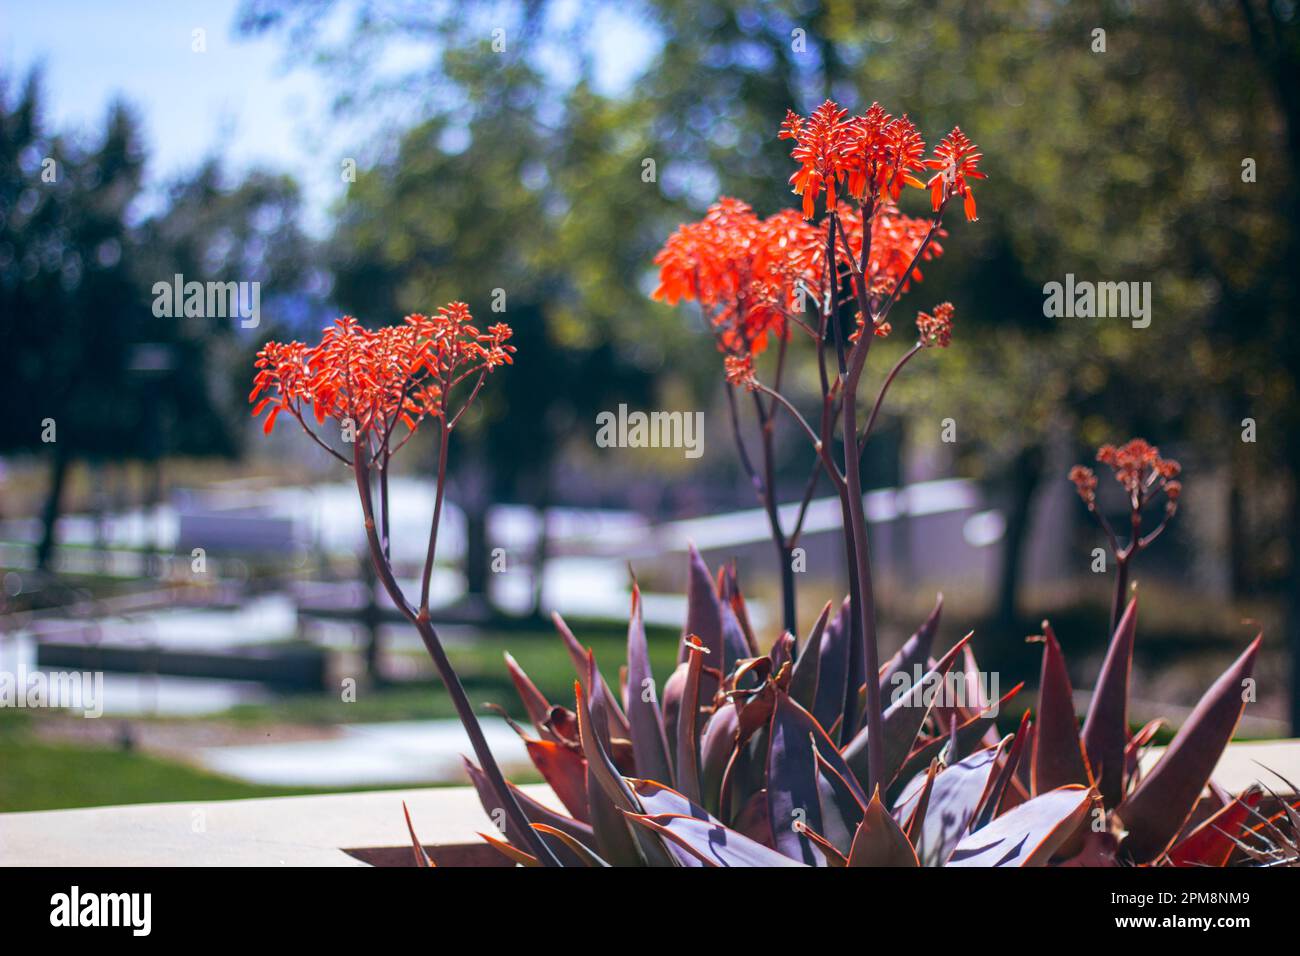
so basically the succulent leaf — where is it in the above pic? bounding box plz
[699,700,739,815]
[947,786,1094,867]
[878,593,944,696]
[402,801,435,867]
[895,742,1003,866]
[892,683,1024,793]
[554,611,631,742]
[847,789,919,867]
[503,651,553,739]
[790,600,830,710]
[1118,636,1262,863]
[675,636,709,804]
[1166,786,1261,867]
[1030,622,1092,794]
[625,583,674,787]
[845,631,973,791]
[767,691,827,865]
[462,757,587,866]
[812,597,852,739]
[625,812,806,867]
[520,739,589,822]
[531,824,610,867]
[1081,596,1138,808]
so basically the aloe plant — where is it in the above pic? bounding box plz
[250,99,1291,867]
[439,542,1276,867]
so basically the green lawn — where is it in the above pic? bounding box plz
[226,624,680,725]
[0,734,351,813]
[0,624,656,813]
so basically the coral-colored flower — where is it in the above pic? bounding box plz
[724,354,757,390]
[925,127,985,221]
[1072,439,1183,552]
[1069,465,1099,506]
[916,302,955,348]
[250,304,513,449]
[781,101,930,218]
[839,104,928,204]
[1162,481,1182,514]
[652,198,821,357]
[1095,438,1177,496]
[1078,438,1181,510]
[780,101,850,218]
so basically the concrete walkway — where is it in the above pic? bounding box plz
[195,719,530,787]
[0,783,557,866]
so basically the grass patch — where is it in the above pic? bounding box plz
[0,735,354,813]
[225,625,680,726]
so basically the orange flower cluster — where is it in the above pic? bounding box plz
[652,198,821,356]
[723,354,757,390]
[250,305,513,444]
[780,99,980,220]
[653,198,946,356]
[925,127,986,221]
[916,302,955,348]
[1069,464,1100,506]
[1072,439,1182,511]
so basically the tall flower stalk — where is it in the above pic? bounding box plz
[654,100,983,797]
[1071,439,1183,633]
[250,306,561,866]
[654,199,824,635]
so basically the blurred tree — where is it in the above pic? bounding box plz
[241,5,690,614]
[135,159,321,458]
[242,1,1300,724]
[0,73,152,571]
[0,72,317,573]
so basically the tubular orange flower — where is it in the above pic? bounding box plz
[250,304,513,452]
[780,101,850,218]
[652,198,821,357]
[925,127,986,221]
[781,100,932,219]
[839,104,929,204]
[1073,438,1184,634]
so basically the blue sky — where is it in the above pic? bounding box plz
[3,1,336,220]
[2,0,659,231]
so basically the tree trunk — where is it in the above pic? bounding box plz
[465,504,489,599]
[36,449,70,572]
[995,445,1043,639]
